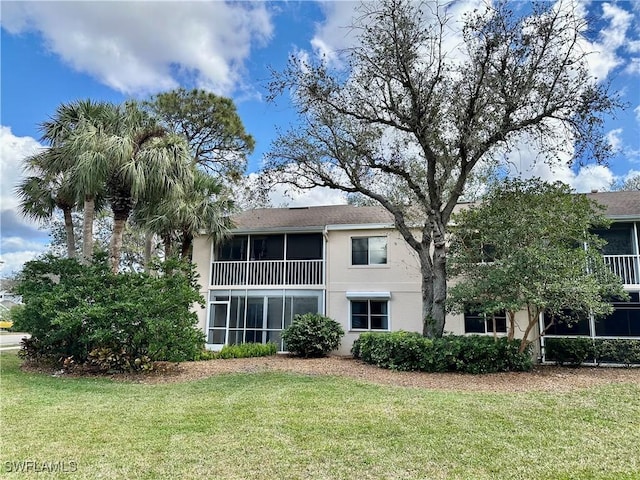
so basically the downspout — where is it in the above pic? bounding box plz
[322,225,328,316]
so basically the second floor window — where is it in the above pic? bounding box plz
[352,236,387,265]
[217,235,248,261]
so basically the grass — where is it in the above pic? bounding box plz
[1,352,639,479]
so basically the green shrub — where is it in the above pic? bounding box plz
[353,332,531,373]
[352,331,433,370]
[544,337,596,366]
[215,342,278,359]
[12,254,205,372]
[595,339,640,367]
[282,313,344,358]
[194,343,277,361]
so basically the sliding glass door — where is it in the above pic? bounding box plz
[207,289,323,350]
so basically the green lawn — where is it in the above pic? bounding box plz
[1,352,639,480]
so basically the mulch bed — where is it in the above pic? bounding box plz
[27,355,639,393]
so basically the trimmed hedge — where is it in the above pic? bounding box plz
[596,339,640,366]
[544,338,596,366]
[545,337,640,367]
[352,332,532,374]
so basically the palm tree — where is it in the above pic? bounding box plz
[26,99,194,272]
[66,101,194,272]
[16,149,78,258]
[40,100,114,261]
[134,168,234,262]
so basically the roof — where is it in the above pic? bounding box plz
[231,205,393,232]
[586,190,640,219]
[228,190,639,232]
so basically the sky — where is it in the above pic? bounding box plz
[1,0,639,277]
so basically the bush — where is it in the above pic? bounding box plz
[544,337,596,366]
[214,342,278,359]
[12,254,205,372]
[352,331,434,370]
[282,313,344,358]
[595,339,640,367]
[353,332,532,373]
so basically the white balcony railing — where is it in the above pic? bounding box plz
[603,255,640,286]
[211,259,323,286]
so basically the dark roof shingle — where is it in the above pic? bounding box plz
[586,191,640,218]
[230,190,639,232]
[232,205,393,231]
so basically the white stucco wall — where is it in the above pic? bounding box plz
[191,228,543,356]
[324,227,424,354]
[192,235,212,333]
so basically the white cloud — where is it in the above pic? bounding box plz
[240,172,347,209]
[504,132,615,193]
[267,184,348,208]
[1,237,47,254]
[623,169,640,180]
[310,1,361,66]
[569,165,616,193]
[582,1,635,80]
[0,250,45,277]
[605,128,624,153]
[310,0,486,68]
[625,57,640,75]
[1,2,273,96]
[0,126,49,276]
[0,126,43,211]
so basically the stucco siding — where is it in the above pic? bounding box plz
[325,227,423,354]
[192,235,211,332]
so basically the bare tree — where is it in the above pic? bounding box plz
[265,0,620,337]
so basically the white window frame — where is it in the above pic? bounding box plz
[348,296,391,331]
[463,310,508,335]
[350,236,388,266]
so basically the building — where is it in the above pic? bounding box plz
[192,191,640,356]
[540,191,640,359]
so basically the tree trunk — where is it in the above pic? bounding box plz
[180,231,193,261]
[419,245,447,339]
[82,195,95,264]
[62,206,76,259]
[144,231,154,272]
[507,311,516,341]
[163,234,172,260]
[427,243,447,338]
[109,208,130,273]
[491,314,497,341]
[519,305,539,353]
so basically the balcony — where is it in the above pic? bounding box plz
[604,255,640,286]
[211,259,324,287]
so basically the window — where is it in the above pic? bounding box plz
[464,308,507,334]
[595,293,640,337]
[351,236,387,265]
[217,236,247,261]
[593,223,635,255]
[250,235,284,261]
[543,310,591,336]
[287,233,323,260]
[350,300,389,330]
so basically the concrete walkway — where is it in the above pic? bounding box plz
[0,333,30,351]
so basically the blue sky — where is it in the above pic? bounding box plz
[1,0,639,276]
